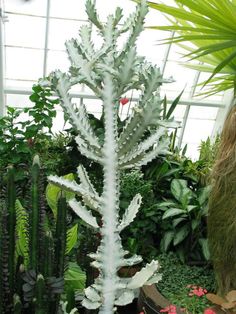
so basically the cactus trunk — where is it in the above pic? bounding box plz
[99,89,121,313]
[30,159,40,270]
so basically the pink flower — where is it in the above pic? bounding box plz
[160,305,177,314]
[120,97,129,105]
[188,286,207,297]
[204,308,216,314]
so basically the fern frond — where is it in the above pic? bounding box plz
[66,224,78,255]
[15,199,29,267]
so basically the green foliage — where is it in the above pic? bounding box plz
[158,253,216,314]
[157,178,210,262]
[15,199,29,267]
[142,0,236,96]
[0,158,82,312]
[120,170,162,260]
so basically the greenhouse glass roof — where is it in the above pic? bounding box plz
[0,0,233,159]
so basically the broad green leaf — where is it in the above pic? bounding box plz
[166,89,184,119]
[198,185,211,206]
[66,224,78,254]
[173,225,190,246]
[171,179,191,205]
[157,201,177,209]
[199,238,210,260]
[191,219,199,231]
[46,173,75,217]
[161,231,174,252]
[162,208,185,220]
[187,205,197,213]
[172,217,187,228]
[64,262,86,292]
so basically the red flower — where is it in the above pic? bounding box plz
[120,97,129,106]
[204,308,216,314]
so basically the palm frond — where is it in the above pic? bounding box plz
[137,0,236,95]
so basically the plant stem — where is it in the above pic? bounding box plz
[99,76,122,314]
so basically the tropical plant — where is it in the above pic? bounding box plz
[138,0,236,96]
[157,178,210,262]
[40,0,180,312]
[120,170,162,260]
[0,158,83,313]
[0,84,59,180]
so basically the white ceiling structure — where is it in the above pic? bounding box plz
[0,0,233,159]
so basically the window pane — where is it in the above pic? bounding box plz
[50,0,88,20]
[182,119,215,143]
[164,61,197,95]
[5,14,46,49]
[5,47,44,80]
[48,18,86,50]
[46,50,70,74]
[189,106,218,120]
[6,79,37,89]
[6,94,32,108]
[137,29,166,65]
[5,0,47,16]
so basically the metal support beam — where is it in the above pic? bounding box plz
[43,0,51,77]
[177,67,202,148]
[211,89,234,138]
[0,0,7,116]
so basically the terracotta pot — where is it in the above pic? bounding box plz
[137,285,184,314]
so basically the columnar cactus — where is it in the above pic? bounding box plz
[43,0,178,312]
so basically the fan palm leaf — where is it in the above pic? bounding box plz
[133,0,236,95]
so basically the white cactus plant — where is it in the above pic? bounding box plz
[42,0,178,313]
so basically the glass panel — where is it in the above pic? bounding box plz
[6,79,37,89]
[5,47,44,80]
[6,94,32,108]
[188,106,218,120]
[46,50,70,74]
[182,119,215,144]
[182,142,200,161]
[48,18,86,50]
[5,14,46,49]
[5,0,47,16]
[137,29,166,65]
[51,109,70,133]
[163,61,197,95]
[96,0,136,22]
[50,0,88,20]
[170,104,186,120]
